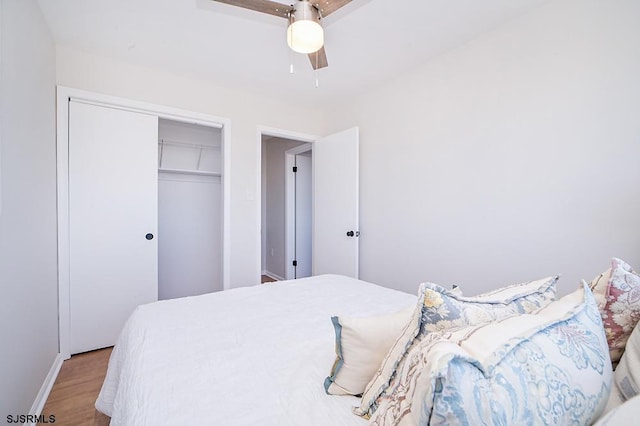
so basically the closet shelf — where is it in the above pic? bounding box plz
[158,168,221,177]
[158,137,221,174]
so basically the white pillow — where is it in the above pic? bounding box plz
[370,282,612,425]
[324,305,414,395]
[595,394,640,426]
[615,320,640,400]
[601,384,625,418]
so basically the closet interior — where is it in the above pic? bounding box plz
[158,118,223,300]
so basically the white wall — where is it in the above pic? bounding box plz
[262,137,305,279]
[158,174,222,298]
[55,46,326,287]
[326,0,640,296]
[0,0,58,415]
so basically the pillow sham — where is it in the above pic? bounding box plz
[324,305,414,395]
[369,282,612,425]
[588,258,640,366]
[615,320,640,400]
[355,275,558,418]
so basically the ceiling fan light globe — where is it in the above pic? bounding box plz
[287,20,324,54]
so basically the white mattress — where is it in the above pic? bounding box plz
[96,274,416,425]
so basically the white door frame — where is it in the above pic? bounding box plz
[57,86,232,359]
[284,143,313,279]
[257,126,318,284]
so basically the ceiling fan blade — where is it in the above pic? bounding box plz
[312,0,352,17]
[309,46,328,70]
[211,0,291,19]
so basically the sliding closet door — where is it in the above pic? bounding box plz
[69,100,158,354]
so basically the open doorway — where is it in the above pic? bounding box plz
[258,126,360,285]
[261,135,312,281]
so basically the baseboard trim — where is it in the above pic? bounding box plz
[262,270,284,281]
[25,353,63,426]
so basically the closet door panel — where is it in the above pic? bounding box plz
[69,101,158,354]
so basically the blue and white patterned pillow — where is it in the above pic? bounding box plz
[356,276,558,418]
[369,282,612,425]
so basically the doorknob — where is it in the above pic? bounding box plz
[145,233,154,240]
[346,231,355,237]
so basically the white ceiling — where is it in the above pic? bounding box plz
[37,0,549,105]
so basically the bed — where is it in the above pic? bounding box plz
[95,274,416,425]
[97,259,640,425]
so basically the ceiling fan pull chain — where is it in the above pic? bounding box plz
[289,20,295,74]
[315,50,320,88]
[287,12,295,74]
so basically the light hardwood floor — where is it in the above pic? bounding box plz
[261,274,277,283]
[42,348,112,425]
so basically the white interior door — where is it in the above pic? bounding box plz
[294,153,312,278]
[69,100,158,354]
[313,127,359,278]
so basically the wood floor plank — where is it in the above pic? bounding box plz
[42,347,112,425]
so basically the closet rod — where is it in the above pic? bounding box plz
[158,138,220,150]
[158,168,222,177]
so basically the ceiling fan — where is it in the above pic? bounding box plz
[212,0,353,70]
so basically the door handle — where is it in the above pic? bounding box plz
[347,231,360,237]
[145,233,154,240]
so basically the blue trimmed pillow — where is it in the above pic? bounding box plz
[356,275,558,418]
[370,281,612,425]
[325,287,462,396]
[324,306,414,395]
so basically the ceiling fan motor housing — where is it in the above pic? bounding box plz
[211,0,342,69]
[287,0,324,54]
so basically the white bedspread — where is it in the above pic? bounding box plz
[96,274,415,425]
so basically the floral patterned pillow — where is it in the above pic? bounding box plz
[589,258,640,367]
[369,282,612,425]
[355,276,558,418]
